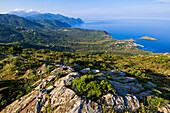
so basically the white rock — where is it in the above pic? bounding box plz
[158,104,170,113]
[92,70,100,73]
[124,94,140,111]
[80,68,91,73]
[146,82,156,87]
[115,77,137,83]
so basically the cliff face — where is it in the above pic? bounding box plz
[1,65,169,113]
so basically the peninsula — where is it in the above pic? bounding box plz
[139,36,158,41]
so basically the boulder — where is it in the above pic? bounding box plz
[103,94,140,112]
[92,70,100,73]
[109,80,143,95]
[97,76,107,81]
[124,94,140,111]
[80,68,91,73]
[136,91,153,100]
[114,77,138,83]
[146,82,156,87]
[107,71,126,77]
[158,104,170,113]
[51,66,74,74]
[103,94,125,112]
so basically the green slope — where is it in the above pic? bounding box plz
[0,14,44,29]
[26,13,84,25]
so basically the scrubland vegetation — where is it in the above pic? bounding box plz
[0,45,169,111]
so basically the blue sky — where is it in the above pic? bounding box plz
[0,0,170,20]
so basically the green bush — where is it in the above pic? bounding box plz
[147,96,169,111]
[71,75,114,100]
[135,71,141,76]
[86,81,102,98]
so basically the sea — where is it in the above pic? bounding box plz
[73,19,170,53]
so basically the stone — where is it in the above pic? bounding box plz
[103,94,140,112]
[51,66,74,74]
[92,70,100,73]
[31,79,42,87]
[97,76,107,81]
[136,91,152,100]
[124,94,140,111]
[107,71,126,77]
[38,64,48,70]
[103,94,125,112]
[46,85,54,91]
[80,68,91,73]
[100,71,107,74]
[158,104,170,113]
[146,82,156,87]
[1,71,101,113]
[109,80,142,95]
[114,77,138,83]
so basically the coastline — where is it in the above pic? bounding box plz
[73,19,170,53]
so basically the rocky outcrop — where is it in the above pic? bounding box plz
[1,70,101,113]
[51,66,74,74]
[103,94,140,112]
[158,104,170,113]
[80,68,91,73]
[1,66,161,113]
[109,80,144,95]
[113,77,137,83]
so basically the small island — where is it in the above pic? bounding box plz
[139,36,158,41]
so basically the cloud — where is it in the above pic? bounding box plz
[26,9,41,13]
[13,8,24,12]
[156,0,170,2]
[11,8,41,13]
[0,12,7,14]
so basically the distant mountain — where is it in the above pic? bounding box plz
[34,19,71,28]
[0,14,71,30]
[8,10,40,17]
[26,13,84,25]
[8,10,84,25]
[0,14,44,29]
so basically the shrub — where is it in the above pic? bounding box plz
[71,75,114,101]
[147,96,169,111]
[86,81,102,98]
[135,71,141,76]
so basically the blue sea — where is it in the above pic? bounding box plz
[74,19,170,53]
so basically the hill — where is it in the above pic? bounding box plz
[0,14,72,30]
[26,13,84,25]
[0,45,169,112]
[0,24,151,55]
[0,14,44,29]
[8,10,40,17]
[34,19,71,28]
[8,10,84,25]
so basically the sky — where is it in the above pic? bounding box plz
[0,0,170,20]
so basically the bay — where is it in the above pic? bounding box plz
[74,19,170,53]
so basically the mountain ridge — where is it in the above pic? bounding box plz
[8,10,84,25]
[0,14,44,29]
[0,14,71,31]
